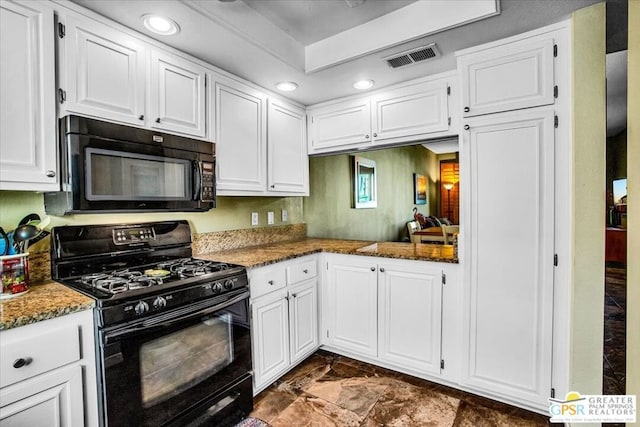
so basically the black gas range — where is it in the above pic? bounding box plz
[51,220,253,427]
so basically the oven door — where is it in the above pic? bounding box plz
[99,290,252,427]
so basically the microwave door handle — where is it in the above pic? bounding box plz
[193,160,202,201]
[105,290,249,341]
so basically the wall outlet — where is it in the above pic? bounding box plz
[281,209,288,222]
[251,212,259,226]
[267,211,274,225]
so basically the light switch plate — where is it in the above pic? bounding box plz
[267,211,274,225]
[251,212,259,226]
[282,209,288,222]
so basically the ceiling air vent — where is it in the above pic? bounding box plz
[384,43,440,69]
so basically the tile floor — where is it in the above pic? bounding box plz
[603,265,626,396]
[249,351,552,426]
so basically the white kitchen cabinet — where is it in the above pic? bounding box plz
[213,74,267,194]
[371,79,450,144]
[267,99,308,194]
[460,107,555,408]
[150,50,206,137]
[0,0,58,191]
[378,261,442,376]
[250,255,319,394]
[307,98,372,154]
[457,35,555,117]
[324,255,378,357]
[0,310,98,426]
[63,13,147,126]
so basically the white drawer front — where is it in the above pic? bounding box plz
[286,258,317,285]
[0,322,80,388]
[249,265,287,299]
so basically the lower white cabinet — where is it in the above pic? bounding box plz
[0,310,98,426]
[250,256,319,394]
[323,254,447,378]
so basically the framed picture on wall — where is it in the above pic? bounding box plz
[414,173,427,205]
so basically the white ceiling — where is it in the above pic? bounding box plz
[69,0,603,106]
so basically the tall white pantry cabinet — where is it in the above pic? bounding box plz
[457,21,571,412]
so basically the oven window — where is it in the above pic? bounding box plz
[86,147,191,201]
[139,313,234,408]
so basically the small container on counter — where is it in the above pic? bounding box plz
[0,253,29,299]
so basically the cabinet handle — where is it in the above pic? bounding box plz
[463,106,470,112]
[464,125,470,130]
[303,269,308,274]
[155,118,161,123]
[285,295,289,301]
[268,280,274,285]
[45,170,56,178]
[373,133,377,138]
[365,135,370,139]
[139,115,144,121]
[379,267,385,272]
[13,358,32,369]
[270,185,275,189]
[370,267,375,271]
[292,293,297,298]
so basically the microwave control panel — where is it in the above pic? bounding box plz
[201,162,214,202]
[113,227,156,245]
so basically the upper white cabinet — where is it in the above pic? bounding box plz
[457,36,555,117]
[267,99,308,194]
[307,73,456,155]
[63,14,146,126]
[0,0,58,191]
[307,98,372,154]
[214,74,267,194]
[371,79,449,144]
[150,50,206,137]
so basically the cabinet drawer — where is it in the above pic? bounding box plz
[0,322,80,388]
[249,265,287,299]
[286,258,317,285]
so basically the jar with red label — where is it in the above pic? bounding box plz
[0,253,29,299]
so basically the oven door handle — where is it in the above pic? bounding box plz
[104,290,249,341]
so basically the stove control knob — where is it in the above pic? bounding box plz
[134,301,149,316]
[153,296,167,310]
[223,279,234,290]
[212,282,223,294]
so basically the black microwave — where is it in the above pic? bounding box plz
[45,115,215,215]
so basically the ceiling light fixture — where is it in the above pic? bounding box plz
[142,14,180,36]
[353,79,374,90]
[276,81,298,92]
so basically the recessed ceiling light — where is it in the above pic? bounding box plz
[276,81,298,92]
[142,14,180,36]
[353,79,374,90]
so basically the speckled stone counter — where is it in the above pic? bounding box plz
[0,281,94,331]
[196,238,458,268]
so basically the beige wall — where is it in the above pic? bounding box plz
[570,1,606,397]
[626,0,639,415]
[304,145,437,241]
[0,191,304,239]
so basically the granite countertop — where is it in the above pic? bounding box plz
[0,281,95,331]
[196,238,458,268]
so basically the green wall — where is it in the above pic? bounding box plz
[0,191,303,236]
[303,145,437,242]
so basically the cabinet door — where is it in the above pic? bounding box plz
[378,262,442,376]
[372,80,449,143]
[251,291,290,391]
[150,51,206,137]
[458,36,555,117]
[64,14,146,126]
[214,76,267,193]
[267,99,308,194]
[289,280,318,364]
[307,98,371,154]
[0,365,84,427]
[461,108,554,407]
[0,0,57,191]
[326,255,378,357]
